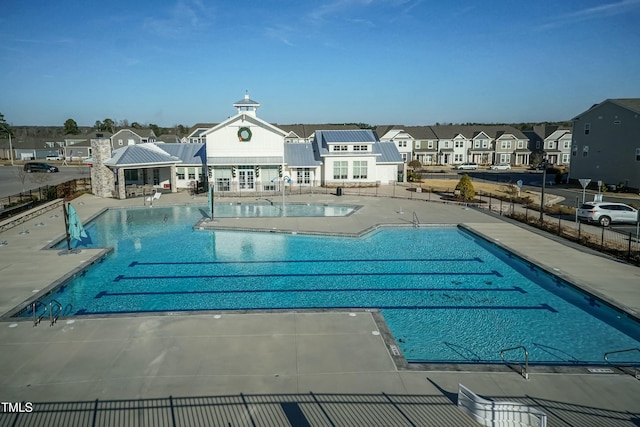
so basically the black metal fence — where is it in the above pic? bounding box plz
[0,178,91,220]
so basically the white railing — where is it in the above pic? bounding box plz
[457,384,547,427]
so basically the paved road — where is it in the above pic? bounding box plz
[0,164,91,198]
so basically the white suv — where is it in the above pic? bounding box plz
[577,202,638,227]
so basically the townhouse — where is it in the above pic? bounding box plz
[570,98,640,190]
[379,125,530,167]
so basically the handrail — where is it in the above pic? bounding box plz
[412,211,420,228]
[604,347,640,379]
[49,299,63,326]
[499,345,529,380]
[32,301,48,327]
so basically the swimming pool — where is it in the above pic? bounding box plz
[17,205,640,364]
[212,202,359,217]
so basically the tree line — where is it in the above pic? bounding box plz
[63,118,191,137]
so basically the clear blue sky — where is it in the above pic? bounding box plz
[1,0,639,127]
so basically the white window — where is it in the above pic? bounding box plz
[482,140,488,148]
[501,141,511,149]
[500,154,510,163]
[636,148,640,161]
[443,141,450,148]
[333,145,347,152]
[548,141,555,149]
[118,139,124,146]
[536,141,541,149]
[455,140,464,148]
[454,154,464,162]
[572,145,578,156]
[563,140,571,149]
[517,141,524,149]
[427,141,434,149]
[353,145,368,151]
[474,141,480,148]
[415,141,421,149]
[352,161,367,179]
[333,161,347,179]
[562,153,570,164]
[176,168,185,180]
[188,167,196,180]
[583,145,589,157]
[584,123,590,135]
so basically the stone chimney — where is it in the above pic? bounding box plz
[90,138,115,198]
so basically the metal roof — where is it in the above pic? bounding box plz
[104,144,181,167]
[284,143,322,167]
[319,130,377,144]
[373,142,403,163]
[156,143,205,165]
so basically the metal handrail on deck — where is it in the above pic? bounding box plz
[412,211,420,228]
[500,345,529,380]
[604,348,640,379]
[49,299,63,326]
[32,301,48,327]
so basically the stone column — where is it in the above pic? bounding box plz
[170,164,177,193]
[117,168,126,199]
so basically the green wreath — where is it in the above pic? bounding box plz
[238,127,252,141]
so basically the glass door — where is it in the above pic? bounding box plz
[238,167,254,190]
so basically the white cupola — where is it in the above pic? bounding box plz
[233,91,260,117]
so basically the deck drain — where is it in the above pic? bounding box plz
[8,323,18,328]
[587,368,614,373]
[390,345,400,356]
[371,331,380,336]
[349,313,357,317]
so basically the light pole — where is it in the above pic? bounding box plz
[281,175,290,216]
[539,160,548,222]
[8,132,13,166]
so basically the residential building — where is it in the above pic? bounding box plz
[571,98,640,190]
[111,128,157,148]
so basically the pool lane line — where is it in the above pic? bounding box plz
[95,285,527,298]
[128,257,485,267]
[113,270,504,282]
[73,303,558,316]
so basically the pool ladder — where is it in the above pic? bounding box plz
[412,212,420,228]
[32,299,63,327]
[500,345,529,380]
[604,348,640,379]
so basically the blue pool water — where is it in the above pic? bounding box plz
[212,202,359,217]
[24,205,640,364]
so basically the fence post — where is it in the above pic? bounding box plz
[601,227,605,250]
[558,215,561,235]
[578,221,581,240]
[499,198,502,215]
[627,232,632,261]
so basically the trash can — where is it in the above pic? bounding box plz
[336,187,342,196]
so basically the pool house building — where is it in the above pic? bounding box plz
[90,93,404,199]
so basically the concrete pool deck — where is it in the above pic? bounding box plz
[0,190,639,426]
